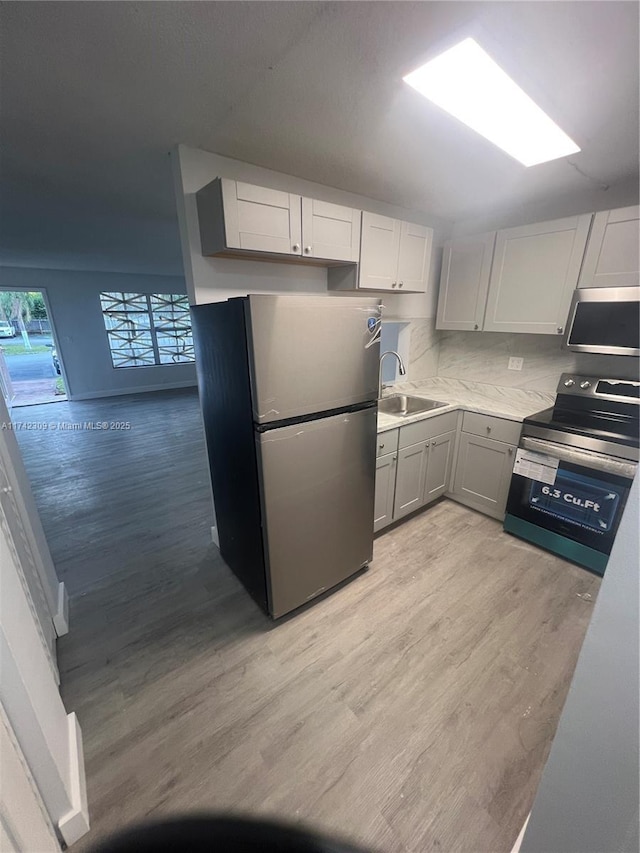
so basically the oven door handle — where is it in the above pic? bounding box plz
[520,436,638,479]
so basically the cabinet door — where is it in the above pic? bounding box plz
[436,233,496,331]
[578,206,640,288]
[483,215,592,335]
[424,430,456,503]
[359,212,401,290]
[396,221,433,293]
[393,441,428,520]
[222,179,302,255]
[301,198,361,262]
[374,452,397,533]
[452,433,515,520]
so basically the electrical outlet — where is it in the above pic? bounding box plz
[508,357,523,371]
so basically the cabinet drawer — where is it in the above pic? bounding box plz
[399,410,458,448]
[462,411,522,445]
[377,428,399,457]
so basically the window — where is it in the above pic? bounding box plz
[100,292,195,368]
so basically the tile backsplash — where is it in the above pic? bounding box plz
[407,320,441,381]
[382,319,441,384]
[407,324,638,393]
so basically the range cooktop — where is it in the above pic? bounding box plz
[523,374,640,458]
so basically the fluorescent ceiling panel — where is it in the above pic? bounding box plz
[403,38,580,167]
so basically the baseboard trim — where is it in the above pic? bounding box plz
[57,713,89,846]
[68,380,198,401]
[52,582,69,636]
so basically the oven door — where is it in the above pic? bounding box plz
[505,436,637,574]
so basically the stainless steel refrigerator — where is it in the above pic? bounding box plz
[192,294,381,618]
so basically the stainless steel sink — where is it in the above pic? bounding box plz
[378,394,448,417]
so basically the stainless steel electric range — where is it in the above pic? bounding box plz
[504,374,639,575]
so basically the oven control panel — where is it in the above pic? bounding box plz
[557,373,640,404]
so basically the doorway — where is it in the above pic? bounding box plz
[0,289,67,407]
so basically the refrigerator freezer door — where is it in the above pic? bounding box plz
[246,294,381,424]
[257,406,377,618]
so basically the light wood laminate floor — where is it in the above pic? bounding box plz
[14,391,600,853]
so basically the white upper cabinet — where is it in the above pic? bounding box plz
[483,214,592,335]
[198,177,430,292]
[436,232,496,331]
[359,212,402,289]
[221,180,302,256]
[301,198,361,262]
[197,178,361,262]
[397,220,433,292]
[578,205,640,288]
[357,212,432,292]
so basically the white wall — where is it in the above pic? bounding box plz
[171,144,452,324]
[0,266,197,400]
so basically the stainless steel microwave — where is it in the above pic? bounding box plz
[566,287,640,356]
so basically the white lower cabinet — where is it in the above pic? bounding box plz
[390,429,457,524]
[374,411,522,532]
[451,434,516,520]
[394,441,429,520]
[424,430,456,502]
[375,415,458,532]
[450,413,521,520]
[374,452,397,533]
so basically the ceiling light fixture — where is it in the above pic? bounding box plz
[403,38,580,167]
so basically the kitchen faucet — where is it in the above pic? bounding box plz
[378,350,406,399]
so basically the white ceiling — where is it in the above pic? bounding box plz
[0,1,638,273]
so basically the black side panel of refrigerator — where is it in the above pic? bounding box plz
[191,299,268,613]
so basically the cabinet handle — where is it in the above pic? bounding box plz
[391,282,397,288]
[379,443,385,449]
[393,455,397,461]
[557,326,564,334]
[292,243,300,252]
[431,441,436,446]
[399,281,404,288]
[486,426,492,433]
[474,324,479,330]
[304,246,312,254]
[508,447,514,455]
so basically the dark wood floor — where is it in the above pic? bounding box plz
[13,390,600,853]
[13,389,212,596]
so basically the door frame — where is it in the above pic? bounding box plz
[0,284,72,403]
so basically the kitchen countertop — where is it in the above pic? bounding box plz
[377,377,555,433]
